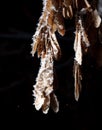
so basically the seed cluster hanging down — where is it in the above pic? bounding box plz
[31,0,101,114]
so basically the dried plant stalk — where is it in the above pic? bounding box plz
[31,0,65,113]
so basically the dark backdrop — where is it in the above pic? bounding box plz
[0,0,101,128]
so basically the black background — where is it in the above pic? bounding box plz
[0,0,101,128]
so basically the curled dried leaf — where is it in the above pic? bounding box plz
[62,5,73,18]
[42,95,50,114]
[63,0,72,7]
[50,93,59,113]
[54,11,66,36]
[84,0,91,8]
[92,9,101,28]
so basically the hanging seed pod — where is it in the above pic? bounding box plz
[73,61,82,101]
